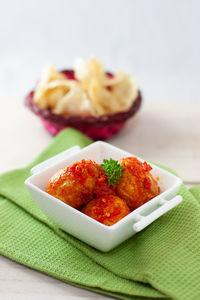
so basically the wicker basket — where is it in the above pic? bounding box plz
[25,70,142,140]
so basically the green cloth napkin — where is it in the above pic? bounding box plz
[0,128,200,300]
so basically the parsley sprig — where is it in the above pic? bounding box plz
[100,158,124,186]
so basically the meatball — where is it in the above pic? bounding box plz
[82,195,130,226]
[93,168,116,198]
[116,157,160,211]
[46,159,99,209]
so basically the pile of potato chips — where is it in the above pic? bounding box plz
[33,57,138,116]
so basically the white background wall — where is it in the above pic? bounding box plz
[0,0,199,101]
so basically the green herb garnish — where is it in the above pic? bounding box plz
[100,158,124,187]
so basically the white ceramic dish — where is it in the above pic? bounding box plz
[25,142,182,252]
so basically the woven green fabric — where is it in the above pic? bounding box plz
[0,128,200,300]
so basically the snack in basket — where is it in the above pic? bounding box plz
[25,57,142,140]
[46,157,160,225]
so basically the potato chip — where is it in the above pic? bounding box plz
[33,58,138,117]
[35,82,71,109]
[33,65,70,109]
[74,58,138,115]
[109,72,138,111]
[53,82,95,116]
[74,57,107,92]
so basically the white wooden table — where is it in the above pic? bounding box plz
[0,98,200,299]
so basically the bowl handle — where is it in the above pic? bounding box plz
[30,146,81,175]
[133,195,182,232]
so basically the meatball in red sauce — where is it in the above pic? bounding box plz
[46,159,99,209]
[116,157,160,211]
[82,195,130,226]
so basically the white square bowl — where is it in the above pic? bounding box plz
[25,141,182,252]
